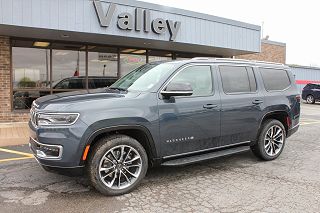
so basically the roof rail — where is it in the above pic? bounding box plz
[214,58,249,62]
[253,60,285,66]
[191,57,211,60]
[215,58,285,66]
[191,57,285,66]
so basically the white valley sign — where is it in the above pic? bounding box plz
[93,0,181,41]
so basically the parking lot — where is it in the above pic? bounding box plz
[0,103,319,213]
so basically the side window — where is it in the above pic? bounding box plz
[68,79,85,89]
[219,66,256,93]
[169,65,213,97]
[55,80,69,89]
[93,78,114,88]
[260,68,291,91]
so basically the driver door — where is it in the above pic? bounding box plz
[158,64,221,157]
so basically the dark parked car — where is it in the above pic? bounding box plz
[52,76,118,90]
[13,76,118,109]
[302,83,320,104]
[29,58,300,196]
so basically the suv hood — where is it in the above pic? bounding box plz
[34,88,140,109]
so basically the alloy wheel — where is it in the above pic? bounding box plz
[98,145,142,190]
[264,125,284,156]
[307,95,314,104]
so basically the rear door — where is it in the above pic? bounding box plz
[218,65,264,145]
[158,64,221,157]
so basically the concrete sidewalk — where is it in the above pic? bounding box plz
[0,122,29,147]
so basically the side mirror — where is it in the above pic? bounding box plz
[161,82,193,98]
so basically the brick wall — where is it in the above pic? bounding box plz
[0,36,29,123]
[236,39,286,64]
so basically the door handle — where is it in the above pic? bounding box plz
[203,104,218,109]
[252,99,264,105]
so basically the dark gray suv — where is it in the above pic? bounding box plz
[29,58,300,196]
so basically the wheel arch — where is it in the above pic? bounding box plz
[255,110,290,143]
[83,125,158,166]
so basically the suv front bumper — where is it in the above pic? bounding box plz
[29,120,89,168]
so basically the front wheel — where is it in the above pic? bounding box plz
[251,119,286,161]
[306,95,315,104]
[87,135,148,196]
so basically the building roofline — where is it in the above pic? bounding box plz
[103,0,261,31]
[262,39,286,47]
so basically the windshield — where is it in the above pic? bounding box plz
[110,63,176,92]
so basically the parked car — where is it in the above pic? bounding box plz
[29,58,300,196]
[302,83,320,104]
[52,76,118,90]
[13,76,118,109]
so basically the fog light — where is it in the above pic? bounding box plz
[30,137,63,159]
[36,145,61,159]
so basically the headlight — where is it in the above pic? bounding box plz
[37,113,80,126]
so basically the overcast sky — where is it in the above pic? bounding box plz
[143,0,319,66]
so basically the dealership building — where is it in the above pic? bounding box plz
[0,0,319,127]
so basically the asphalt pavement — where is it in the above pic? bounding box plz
[0,103,319,213]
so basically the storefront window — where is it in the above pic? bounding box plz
[120,49,146,77]
[13,47,50,89]
[12,47,50,110]
[148,50,172,62]
[52,46,86,91]
[88,46,118,89]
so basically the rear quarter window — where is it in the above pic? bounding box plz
[260,68,291,91]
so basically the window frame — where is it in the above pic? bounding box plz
[218,65,258,95]
[258,67,292,92]
[159,63,215,99]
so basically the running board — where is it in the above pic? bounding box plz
[161,146,250,166]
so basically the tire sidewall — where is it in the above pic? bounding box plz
[88,135,148,196]
[257,120,286,160]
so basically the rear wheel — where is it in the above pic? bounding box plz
[87,135,148,196]
[251,119,286,161]
[306,95,315,104]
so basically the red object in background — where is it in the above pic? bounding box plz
[295,80,320,85]
[74,70,79,77]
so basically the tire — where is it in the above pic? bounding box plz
[306,95,315,104]
[87,134,148,196]
[251,119,286,161]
